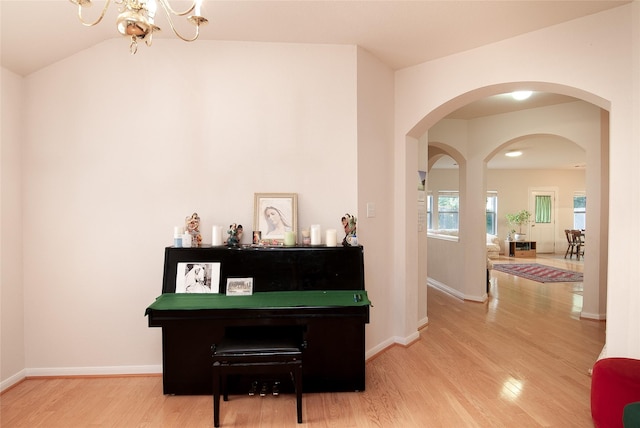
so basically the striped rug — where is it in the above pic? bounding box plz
[492,263,583,283]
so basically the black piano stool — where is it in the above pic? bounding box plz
[211,337,304,427]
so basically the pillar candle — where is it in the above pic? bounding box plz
[310,224,321,245]
[326,229,337,247]
[212,225,223,246]
[284,231,296,246]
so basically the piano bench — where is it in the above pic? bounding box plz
[211,337,304,427]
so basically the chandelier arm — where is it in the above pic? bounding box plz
[158,0,196,17]
[157,1,205,42]
[75,0,112,27]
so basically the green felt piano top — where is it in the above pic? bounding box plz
[145,290,370,313]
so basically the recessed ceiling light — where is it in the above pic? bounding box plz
[511,91,533,101]
[505,150,523,157]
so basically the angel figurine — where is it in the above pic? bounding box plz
[341,213,357,246]
[185,212,203,247]
[226,223,243,246]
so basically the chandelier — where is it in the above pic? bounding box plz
[69,0,208,54]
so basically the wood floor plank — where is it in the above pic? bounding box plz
[1,255,604,427]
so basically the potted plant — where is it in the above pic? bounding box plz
[506,209,532,241]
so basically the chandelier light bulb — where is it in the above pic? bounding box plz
[117,10,152,37]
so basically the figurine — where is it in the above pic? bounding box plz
[226,223,243,246]
[341,213,357,246]
[185,212,202,247]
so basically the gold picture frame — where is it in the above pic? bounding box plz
[253,193,298,244]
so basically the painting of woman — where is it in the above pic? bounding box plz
[264,206,291,236]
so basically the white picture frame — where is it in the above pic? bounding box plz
[253,193,298,243]
[225,277,254,296]
[175,262,221,293]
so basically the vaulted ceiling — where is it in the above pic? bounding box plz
[1,1,628,76]
[2,1,622,169]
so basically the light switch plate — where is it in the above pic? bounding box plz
[366,203,376,218]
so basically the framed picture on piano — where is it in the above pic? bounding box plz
[253,193,298,244]
[226,277,254,295]
[175,262,221,293]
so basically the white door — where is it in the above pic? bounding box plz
[529,189,557,253]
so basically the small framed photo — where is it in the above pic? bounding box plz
[175,262,221,293]
[253,193,298,243]
[226,277,254,296]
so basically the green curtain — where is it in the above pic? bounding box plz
[535,195,552,223]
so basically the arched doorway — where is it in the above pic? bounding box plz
[408,84,609,334]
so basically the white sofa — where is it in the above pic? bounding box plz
[486,234,501,259]
[427,229,459,237]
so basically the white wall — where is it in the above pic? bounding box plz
[396,3,639,356]
[488,169,586,249]
[2,1,638,387]
[1,67,25,389]
[355,47,396,355]
[17,40,373,375]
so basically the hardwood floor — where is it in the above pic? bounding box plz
[1,254,604,427]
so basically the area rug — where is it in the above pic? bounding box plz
[492,263,583,283]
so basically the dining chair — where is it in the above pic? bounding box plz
[571,230,585,260]
[564,229,577,259]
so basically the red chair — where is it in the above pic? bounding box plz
[591,358,640,428]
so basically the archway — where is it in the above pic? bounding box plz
[408,83,609,337]
[485,134,587,255]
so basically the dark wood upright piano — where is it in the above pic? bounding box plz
[146,245,370,395]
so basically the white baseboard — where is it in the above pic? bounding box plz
[24,365,162,377]
[580,311,607,320]
[394,331,420,346]
[418,316,428,329]
[427,278,464,300]
[427,278,487,302]
[597,344,607,360]
[364,331,421,360]
[366,337,396,359]
[1,365,162,393]
[465,293,488,302]
[1,369,26,392]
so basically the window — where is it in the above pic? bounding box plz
[574,193,586,230]
[437,191,459,230]
[535,195,552,223]
[486,192,497,235]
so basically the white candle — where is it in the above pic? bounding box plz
[212,225,223,246]
[195,0,202,15]
[310,224,321,245]
[326,229,337,247]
